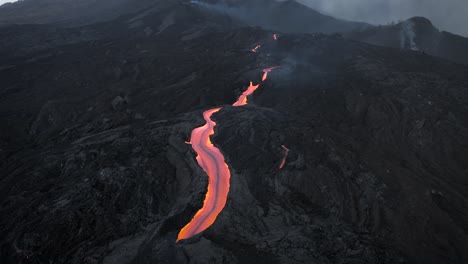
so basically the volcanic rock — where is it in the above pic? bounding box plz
[0,1,467,264]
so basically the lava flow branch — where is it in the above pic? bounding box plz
[177,108,231,242]
[262,66,280,82]
[278,145,290,170]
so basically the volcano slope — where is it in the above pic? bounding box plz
[1,4,468,264]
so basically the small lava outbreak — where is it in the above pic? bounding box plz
[262,66,280,82]
[251,44,262,53]
[278,145,289,170]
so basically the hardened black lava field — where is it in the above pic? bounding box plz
[1,1,468,263]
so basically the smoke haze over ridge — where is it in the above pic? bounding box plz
[298,0,468,36]
[0,0,16,5]
[1,0,467,37]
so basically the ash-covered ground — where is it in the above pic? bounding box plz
[1,1,468,263]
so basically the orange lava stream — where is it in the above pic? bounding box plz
[278,145,290,170]
[177,108,231,242]
[232,82,261,107]
[177,41,280,241]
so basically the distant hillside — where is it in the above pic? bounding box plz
[2,0,468,66]
[0,0,158,26]
[0,0,371,34]
[348,17,468,65]
[197,0,372,34]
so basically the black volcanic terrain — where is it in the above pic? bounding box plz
[1,1,468,264]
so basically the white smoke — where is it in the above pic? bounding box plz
[400,20,418,51]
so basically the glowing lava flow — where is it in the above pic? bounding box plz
[232,82,261,107]
[177,48,280,241]
[251,45,262,53]
[278,145,290,170]
[233,67,279,107]
[177,108,231,242]
[262,66,280,82]
[273,145,289,174]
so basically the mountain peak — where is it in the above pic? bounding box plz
[403,16,437,32]
[407,16,433,25]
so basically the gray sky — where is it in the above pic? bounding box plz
[0,0,17,5]
[298,0,468,36]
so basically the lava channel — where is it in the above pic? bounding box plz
[233,67,280,106]
[178,65,279,241]
[232,82,261,107]
[177,107,231,242]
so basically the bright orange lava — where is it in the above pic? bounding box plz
[177,108,231,242]
[177,45,280,241]
[232,82,261,107]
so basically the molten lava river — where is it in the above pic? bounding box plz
[177,36,284,242]
[177,107,230,241]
